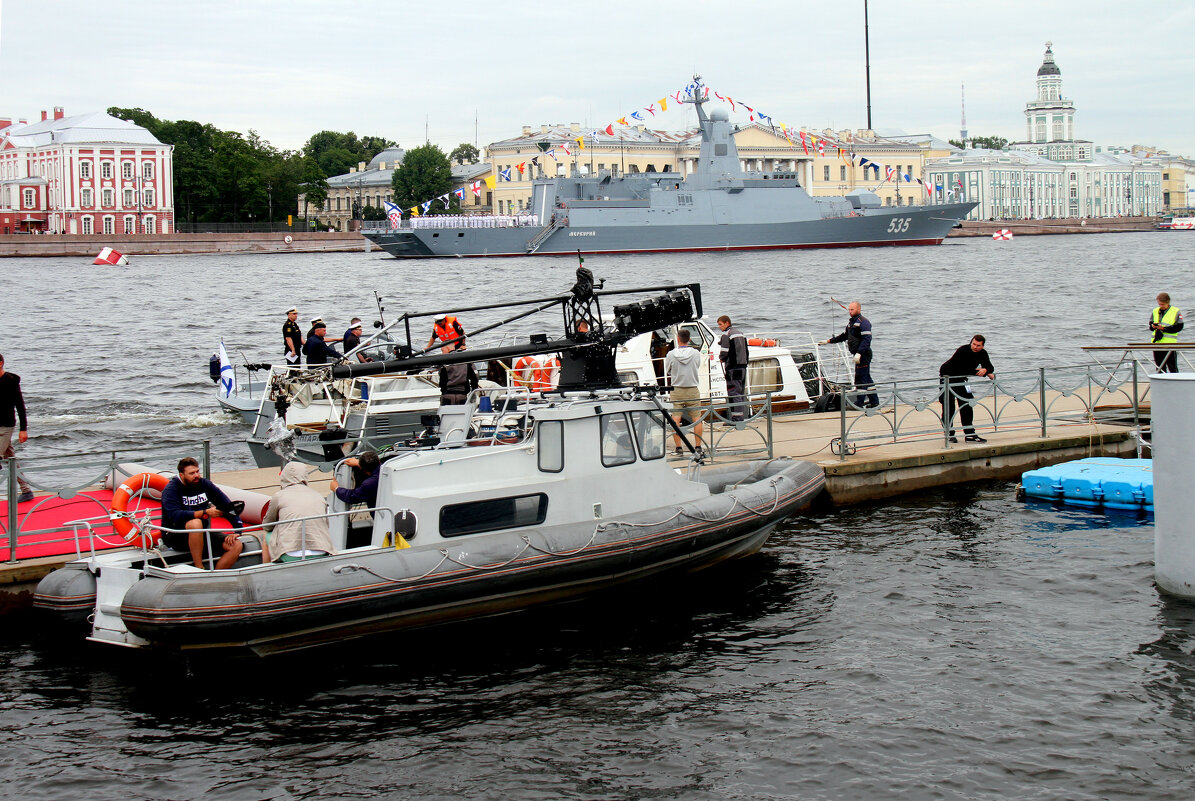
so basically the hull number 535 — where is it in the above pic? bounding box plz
[887,217,912,233]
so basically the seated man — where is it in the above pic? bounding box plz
[330,450,381,510]
[263,462,335,562]
[159,456,244,569]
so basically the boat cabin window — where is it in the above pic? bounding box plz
[440,493,548,537]
[600,413,636,467]
[631,410,666,461]
[538,420,564,472]
[680,323,708,351]
[748,358,782,393]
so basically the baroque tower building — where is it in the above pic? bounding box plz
[1011,42,1092,161]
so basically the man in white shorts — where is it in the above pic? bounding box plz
[664,329,705,456]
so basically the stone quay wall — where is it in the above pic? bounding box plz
[950,217,1158,237]
[0,232,376,257]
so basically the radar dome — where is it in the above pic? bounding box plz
[710,108,729,122]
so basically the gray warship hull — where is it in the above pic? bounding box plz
[367,200,976,258]
[368,79,976,259]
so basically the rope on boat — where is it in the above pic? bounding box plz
[442,539,534,570]
[332,550,452,583]
[523,528,600,557]
[330,476,791,582]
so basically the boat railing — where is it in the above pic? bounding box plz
[825,361,1151,460]
[71,506,400,572]
[660,390,776,462]
[363,216,541,232]
[525,215,567,253]
[2,440,215,563]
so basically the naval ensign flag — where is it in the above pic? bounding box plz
[218,341,236,399]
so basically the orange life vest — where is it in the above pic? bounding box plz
[433,316,463,343]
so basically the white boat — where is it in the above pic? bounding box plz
[1157,216,1195,230]
[35,280,827,655]
[238,314,849,468]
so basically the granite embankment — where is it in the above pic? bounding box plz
[950,216,1158,237]
[0,231,376,257]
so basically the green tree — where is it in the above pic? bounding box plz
[449,143,480,165]
[300,157,329,223]
[392,143,454,212]
[949,135,1009,151]
[361,205,386,221]
[304,130,396,176]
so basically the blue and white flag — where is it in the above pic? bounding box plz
[499,167,511,181]
[384,200,402,228]
[218,341,236,399]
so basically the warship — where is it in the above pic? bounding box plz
[366,80,977,258]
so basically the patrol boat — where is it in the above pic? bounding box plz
[365,78,977,258]
[34,275,825,655]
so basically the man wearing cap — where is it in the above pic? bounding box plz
[283,307,304,364]
[303,321,343,367]
[306,316,342,344]
[342,318,373,363]
[426,314,466,352]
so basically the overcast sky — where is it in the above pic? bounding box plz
[2,1,1192,158]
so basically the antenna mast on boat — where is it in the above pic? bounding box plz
[864,0,873,130]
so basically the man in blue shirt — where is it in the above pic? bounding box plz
[331,450,380,510]
[303,322,342,367]
[160,457,244,569]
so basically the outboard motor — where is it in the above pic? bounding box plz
[208,353,220,383]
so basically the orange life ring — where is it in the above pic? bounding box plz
[763,338,777,347]
[536,356,560,391]
[110,472,170,544]
[513,356,539,388]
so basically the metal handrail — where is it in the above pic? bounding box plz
[70,506,399,571]
[830,362,1148,460]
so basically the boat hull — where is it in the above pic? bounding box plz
[114,459,823,654]
[367,203,976,258]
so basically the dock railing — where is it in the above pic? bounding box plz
[830,361,1150,460]
[1,440,212,563]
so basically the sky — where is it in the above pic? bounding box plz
[2,0,1193,158]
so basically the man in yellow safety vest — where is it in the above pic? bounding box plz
[1150,292,1184,373]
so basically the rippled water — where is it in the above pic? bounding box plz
[1,486,1189,800]
[3,234,1195,799]
[2,231,1192,470]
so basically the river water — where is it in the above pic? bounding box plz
[1,233,1194,799]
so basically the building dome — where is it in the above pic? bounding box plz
[368,147,405,170]
[1037,43,1061,76]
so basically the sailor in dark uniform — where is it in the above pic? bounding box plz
[282,306,303,365]
[822,301,879,408]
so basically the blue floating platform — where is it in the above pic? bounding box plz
[1021,458,1153,512]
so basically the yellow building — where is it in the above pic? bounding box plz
[487,122,934,215]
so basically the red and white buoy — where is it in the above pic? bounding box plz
[93,247,129,266]
[992,229,1013,241]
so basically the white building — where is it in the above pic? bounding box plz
[926,148,1162,220]
[0,108,174,235]
[926,43,1161,220]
